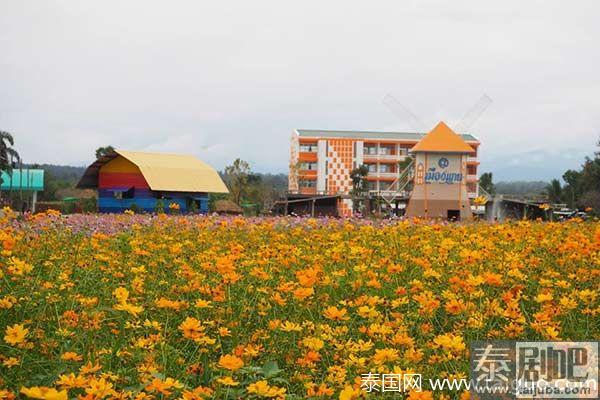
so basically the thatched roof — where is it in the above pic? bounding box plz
[214,200,243,214]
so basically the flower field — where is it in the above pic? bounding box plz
[1,210,599,399]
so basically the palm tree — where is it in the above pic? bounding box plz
[0,130,20,187]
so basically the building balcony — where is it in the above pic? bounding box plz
[468,192,478,199]
[368,189,410,198]
[367,171,399,179]
[466,156,478,163]
[298,152,318,162]
[298,170,318,177]
[466,174,478,181]
[363,153,408,162]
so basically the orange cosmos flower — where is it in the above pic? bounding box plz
[323,306,349,321]
[218,354,244,371]
[60,352,82,362]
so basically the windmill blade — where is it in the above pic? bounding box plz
[454,94,492,134]
[382,94,428,134]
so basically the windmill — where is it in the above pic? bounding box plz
[378,93,493,208]
[382,93,492,134]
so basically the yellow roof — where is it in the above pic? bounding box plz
[116,150,229,193]
[411,121,475,153]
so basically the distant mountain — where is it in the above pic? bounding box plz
[26,164,85,183]
[26,164,288,192]
[495,181,548,196]
[484,147,591,182]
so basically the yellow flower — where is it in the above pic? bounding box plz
[216,376,239,386]
[407,390,434,400]
[535,292,553,303]
[56,373,87,389]
[433,333,466,354]
[60,352,83,362]
[145,377,183,396]
[445,298,467,314]
[218,354,244,371]
[112,287,130,303]
[20,387,67,400]
[0,295,16,309]
[279,321,302,332]
[85,377,116,398]
[246,380,286,398]
[4,323,28,346]
[2,357,18,367]
[182,386,214,399]
[339,385,361,400]
[7,257,33,275]
[195,299,212,308]
[179,317,205,341]
[293,286,314,301]
[373,348,400,365]
[302,337,324,351]
[218,327,232,337]
[357,305,379,319]
[113,302,144,316]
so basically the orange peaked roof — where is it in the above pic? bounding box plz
[411,121,475,153]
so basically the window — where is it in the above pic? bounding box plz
[379,145,393,155]
[299,143,317,152]
[380,181,392,190]
[364,145,377,155]
[112,187,134,199]
[366,164,377,172]
[299,179,316,188]
[379,164,391,173]
[399,147,408,156]
[299,162,317,170]
[366,181,377,190]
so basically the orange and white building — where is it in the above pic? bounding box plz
[288,124,480,217]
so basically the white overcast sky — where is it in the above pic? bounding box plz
[1,1,599,180]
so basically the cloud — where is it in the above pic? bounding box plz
[0,0,599,180]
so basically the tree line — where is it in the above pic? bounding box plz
[543,141,600,211]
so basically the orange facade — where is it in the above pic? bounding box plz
[289,129,480,217]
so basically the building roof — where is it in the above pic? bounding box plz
[410,121,475,153]
[214,199,243,214]
[296,128,478,142]
[77,150,229,193]
[0,169,44,191]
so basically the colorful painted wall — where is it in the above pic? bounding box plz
[97,156,208,213]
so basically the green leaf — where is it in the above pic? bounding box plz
[261,360,281,378]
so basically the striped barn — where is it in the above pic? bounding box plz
[77,150,228,213]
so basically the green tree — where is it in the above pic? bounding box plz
[479,172,495,195]
[0,130,20,184]
[578,190,600,214]
[349,165,369,213]
[224,158,251,205]
[545,179,562,204]
[562,169,582,208]
[95,145,115,159]
[350,165,369,196]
